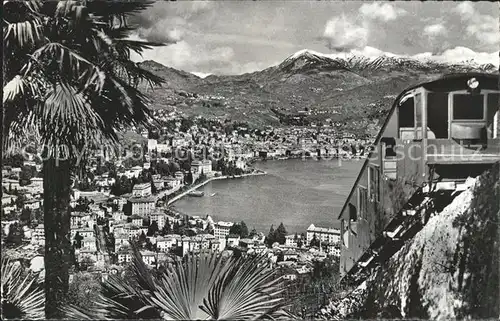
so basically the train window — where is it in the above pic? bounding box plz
[453,94,484,120]
[399,96,415,127]
[487,94,499,138]
[349,203,357,222]
[414,93,423,139]
[369,167,380,203]
[427,92,449,138]
[358,186,367,219]
[341,219,348,247]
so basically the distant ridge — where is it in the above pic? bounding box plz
[138,48,497,134]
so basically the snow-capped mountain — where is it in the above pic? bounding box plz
[139,47,497,134]
[277,48,498,74]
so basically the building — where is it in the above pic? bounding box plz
[283,250,298,261]
[174,171,184,184]
[117,250,132,264]
[214,221,234,239]
[71,227,94,240]
[31,224,45,246]
[306,224,340,245]
[191,160,213,176]
[148,139,158,151]
[81,237,97,252]
[285,234,303,247]
[140,250,156,266]
[156,235,178,252]
[24,199,42,210]
[227,234,240,247]
[129,214,143,227]
[132,183,152,197]
[165,177,182,189]
[1,194,16,206]
[128,196,156,216]
[2,178,20,191]
[149,212,166,230]
[71,212,93,228]
[114,233,129,252]
[338,73,500,279]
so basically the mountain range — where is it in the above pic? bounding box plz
[139,49,498,135]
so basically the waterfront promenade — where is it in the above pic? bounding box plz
[167,171,267,205]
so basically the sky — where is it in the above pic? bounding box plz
[129,1,500,76]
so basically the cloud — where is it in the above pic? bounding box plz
[129,34,277,75]
[452,2,476,20]
[451,2,499,47]
[465,15,499,46]
[358,3,407,22]
[129,33,233,67]
[423,23,447,37]
[130,1,216,43]
[322,15,368,51]
[429,46,499,66]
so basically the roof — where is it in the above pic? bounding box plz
[337,72,499,219]
[71,212,90,217]
[133,183,151,190]
[216,221,234,227]
[307,226,340,234]
[128,196,156,203]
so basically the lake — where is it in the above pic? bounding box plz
[172,158,363,234]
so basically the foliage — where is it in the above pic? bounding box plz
[229,220,249,238]
[62,244,292,320]
[266,225,275,247]
[3,1,165,317]
[310,233,320,248]
[20,207,32,224]
[111,175,133,196]
[66,272,102,312]
[274,223,287,245]
[147,221,158,237]
[1,257,45,320]
[5,222,24,246]
[73,232,83,249]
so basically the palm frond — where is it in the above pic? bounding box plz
[26,42,106,94]
[148,252,230,320]
[86,0,155,19]
[2,74,44,155]
[202,254,288,320]
[1,257,45,320]
[3,19,44,48]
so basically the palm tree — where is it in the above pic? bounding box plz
[62,244,292,320]
[1,257,45,320]
[3,1,164,318]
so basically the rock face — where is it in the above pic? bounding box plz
[320,163,499,320]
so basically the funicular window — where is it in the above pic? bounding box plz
[487,93,499,138]
[399,96,415,127]
[348,203,358,235]
[414,93,423,139]
[427,92,449,138]
[369,167,380,203]
[453,94,484,120]
[358,186,368,219]
[341,219,348,247]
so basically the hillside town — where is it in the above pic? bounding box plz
[3,170,341,284]
[1,118,353,286]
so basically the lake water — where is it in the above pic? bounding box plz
[173,158,363,234]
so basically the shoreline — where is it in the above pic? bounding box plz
[166,170,267,205]
[249,154,365,164]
